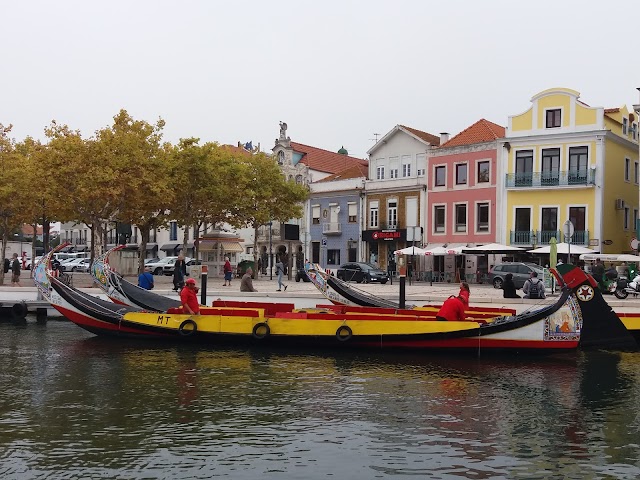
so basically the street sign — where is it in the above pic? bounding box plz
[603,239,613,245]
[563,220,574,240]
[321,238,327,246]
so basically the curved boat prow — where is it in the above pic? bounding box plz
[555,264,637,350]
[91,245,181,311]
[304,262,406,308]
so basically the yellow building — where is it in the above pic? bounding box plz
[502,88,639,254]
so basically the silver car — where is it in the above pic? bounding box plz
[490,262,543,289]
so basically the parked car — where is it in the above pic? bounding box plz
[295,267,311,282]
[489,262,544,289]
[60,258,91,272]
[162,257,193,276]
[145,257,178,275]
[144,257,160,265]
[336,262,389,284]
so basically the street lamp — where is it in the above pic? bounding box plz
[268,221,273,280]
[14,233,23,267]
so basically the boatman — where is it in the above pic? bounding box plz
[180,278,200,315]
[435,282,470,321]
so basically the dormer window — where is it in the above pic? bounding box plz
[623,118,628,135]
[546,109,561,128]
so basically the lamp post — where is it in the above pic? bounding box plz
[14,233,23,268]
[268,221,273,280]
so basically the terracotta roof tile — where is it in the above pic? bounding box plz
[315,163,369,183]
[221,144,251,156]
[399,125,441,146]
[604,108,620,113]
[439,119,505,148]
[290,142,368,175]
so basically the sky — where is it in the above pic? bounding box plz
[2,0,639,159]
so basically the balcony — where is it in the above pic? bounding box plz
[510,230,590,246]
[322,223,342,235]
[505,169,595,188]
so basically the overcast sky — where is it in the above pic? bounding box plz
[3,0,638,159]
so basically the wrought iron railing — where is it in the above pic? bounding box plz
[510,230,589,246]
[506,169,595,188]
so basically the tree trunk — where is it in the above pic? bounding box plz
[140,226,150,274]
[0,230,7,286]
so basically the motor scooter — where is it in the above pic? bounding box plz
[612,274,640,299]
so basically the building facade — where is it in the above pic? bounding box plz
[364,125,440,271]
[503,87,639,254]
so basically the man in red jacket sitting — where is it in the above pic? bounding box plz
[436,282,470,321]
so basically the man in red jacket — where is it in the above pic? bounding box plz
[180,278,200,315]
[436,282,470,321]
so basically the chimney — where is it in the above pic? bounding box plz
[439,132,450,145]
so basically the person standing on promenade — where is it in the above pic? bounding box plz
[223,256,233,287]
[275,258,287,291]
[11,253,22,287]
[180,278,200,315]
[138,266,155,290]
[173,255,187,291]
[240,267,258,292]
[435,282,470,321]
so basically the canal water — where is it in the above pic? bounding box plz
[1,319,640,479]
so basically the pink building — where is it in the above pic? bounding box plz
[426,119,505,276]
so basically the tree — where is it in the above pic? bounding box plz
[93,110,172,273]
[234,153,308,265]
[0,124,33,284]
[169,140,247,259]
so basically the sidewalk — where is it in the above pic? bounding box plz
[4,271,640,314]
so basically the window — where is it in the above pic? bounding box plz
[546,109,561,128]
[402,155,411,177]
[348,203,357,223]
[625,158,630,181]
[387,200,398,228]
[477,161,490,183]
[295,174,303,184]
[435,166,446,187]
[455,163,467,185]
[416,153,426,177]
[514,208,531,244]
[454,204,467,232]
[569,207,586,234]
[477,203,489,232]
[376,166,385,180]
[541,148,560,186]
[632,123,638,140]
[623,118,628,135]
[312,205,320,225]
[278,151,285,165]
[635,162,639,184]
[624,206,630,229]
[541,208,558,238]
[169,222,177,241]
[369,201,379,228]
[327,249,340,265]
[568,146,588,183]
[434,206,445,233]
[515,150,533,186]
[390,168,399,179]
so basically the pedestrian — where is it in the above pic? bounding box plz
[11,253,22,287]
[223,256,233,286]
[138,266,155,290]
[257,258,263,276]
[275,258,287,291]
[502,273,520,298]
[240,267,258,292]
[180,278,200,315]
[173,255,187,291]
[435,282,469,321]
[523,271,545,299]
[593,258,605,283]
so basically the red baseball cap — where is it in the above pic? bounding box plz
[185,278,196,285]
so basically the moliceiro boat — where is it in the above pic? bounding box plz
[40,258,638,352]
[91,245,180,311]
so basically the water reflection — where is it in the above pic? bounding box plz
[1,321,640,478]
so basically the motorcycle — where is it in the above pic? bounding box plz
[612,274,640,299]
